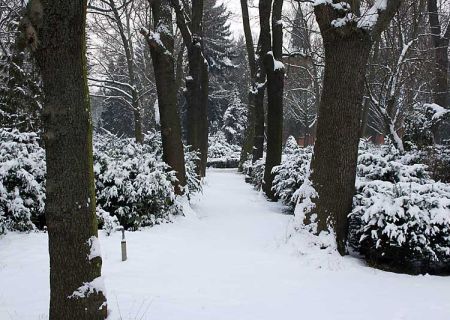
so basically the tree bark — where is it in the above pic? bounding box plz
[239,0,257,169]
[145,0,187,194]
[252,0,271,163]
[310,33,372,254]
[171,0,209,177]
[309,0,401,255]
[34,0,107,318]
[261,0,284,200]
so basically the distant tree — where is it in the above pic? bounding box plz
[18,0,108,317]
[99,57,136,138]
[222,89,247,145]
[427,0,450,142]
[88,0,155,143]
[428,0,450,108]
[283,2,320,145]
[365,0,429,152]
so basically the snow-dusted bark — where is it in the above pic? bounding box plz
[170,0,209,177]
[141,0,187,195]
[261,0,285,201]
[305,0,402,255]
[30,0,108,317]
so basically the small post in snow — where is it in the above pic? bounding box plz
[117,226,127,261]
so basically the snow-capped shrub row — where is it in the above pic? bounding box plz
[348,144,450,274]
[243,137,450,273]
[0,129,201,234]
[93,133,179,230]
[207,131,241,168]
[272,137,312,211]
[242,157,265,191]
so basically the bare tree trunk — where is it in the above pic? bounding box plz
[171,0,209,177]
[261,0,284,200]
[308,1,401,255]
[32,0,107,317]
[252,2,269,163]
[239,0,257,169]
[144,0,187,194]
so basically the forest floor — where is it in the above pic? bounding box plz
[1,169,450,320]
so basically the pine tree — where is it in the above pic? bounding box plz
[203,0,234,72]
[203,0,238,128]
[222,90,247,145]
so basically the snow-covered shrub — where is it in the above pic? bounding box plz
[0,129,45,234]
[403,108,434,149]
[93,133,180,230]
[96,207,119,236]
[349,145,450,274]
[243,157,265,190]
[272,137,312,211]
[207,131,241,168]
[184,146,202,196]
[419,145,450,183]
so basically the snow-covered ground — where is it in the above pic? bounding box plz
[1,169,450,320]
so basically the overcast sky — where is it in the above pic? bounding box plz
[220,0,260,39]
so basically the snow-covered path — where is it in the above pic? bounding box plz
[1,169,450,319]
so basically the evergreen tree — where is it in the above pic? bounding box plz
[203,0,234,72]
[203,0,238,128]
[222,90,247,145]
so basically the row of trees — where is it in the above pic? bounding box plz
[2,0,450,316]
[237,0,449,255]
[4,0,226,317]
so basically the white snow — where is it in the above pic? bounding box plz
[425,103,450,121]
[1,169,450,319]
[68,277,106,300]
[87,236,102,261]
[357,0,388,30]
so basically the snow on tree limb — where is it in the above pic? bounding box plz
[313,0,402,35]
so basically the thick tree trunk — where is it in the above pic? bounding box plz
[171,0,209,177]
[239,0,257,168]
[309,33,372,255]
[35,0,107,318]
[262,62,284,199]
[253,0,272,164]
[306,0,401,256]
[262,0,284,200]
[148,0,187,194]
